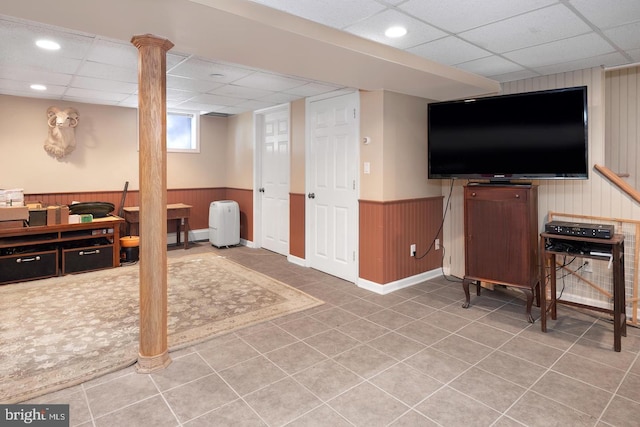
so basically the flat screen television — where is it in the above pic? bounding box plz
[427,86,588,181]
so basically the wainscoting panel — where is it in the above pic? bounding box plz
[360,197,443,285]
[290,193,305,259]
[224,188,254,242]
[24,188,247,238]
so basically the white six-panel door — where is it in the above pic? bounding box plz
[260,107,290,255]
[306,92,358,282]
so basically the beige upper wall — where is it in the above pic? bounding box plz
[290,98,305,194]
[360,91,385,201]
[225,111,254,190]
[0,95,227,193]
[383,91,441,200]
[360,90,440,201]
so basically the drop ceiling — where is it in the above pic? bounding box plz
[0,0,638,116]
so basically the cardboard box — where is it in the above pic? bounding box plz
[0,220,25,229]
[0,206,29,222]
[46,205,70,225]
[28,209,47,226]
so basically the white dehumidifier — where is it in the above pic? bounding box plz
[209,200,240,247]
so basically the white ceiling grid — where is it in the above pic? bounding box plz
[0,0,638,115]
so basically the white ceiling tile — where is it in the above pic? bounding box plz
[569,0,640,29]
[0,78,66,95]
[232,72,308,91]
[2,49,82,75]
[168,58,254,83]
[118,95,139,108]
[408,36,491,66]
[249,0,386,29]
[534,51,630,75]
[0,15,94,60]
[398,0,558,33]
[167,52,189,70]
[345,9,446,49]
[171,101,228,113]
[626,48,640,62]
[77,61,137,83]
[460,4,593,53]
[214,106,247,115]
[166,89,197,102]
[166,74,223,93]
[235,99,274,111]
[285,82,342,97]
[488,69,541,84]
[86,38,138,69]
[71,76,137,94]
[188,93,246,106]
[0,65,72,86]
[456,55,525,77]
[504,33,615,67]
[257,92,300,104]
[211,84,274,99]
[63,87,129,102]
[62,95,120,106]
[604,21,640,51]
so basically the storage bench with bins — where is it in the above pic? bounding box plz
[0,216,124,285]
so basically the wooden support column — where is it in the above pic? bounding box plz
[131,34,174,373]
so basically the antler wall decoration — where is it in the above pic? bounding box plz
[44,106,79,159]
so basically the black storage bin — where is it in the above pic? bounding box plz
[62,244,113,274]
[0,250,58,284]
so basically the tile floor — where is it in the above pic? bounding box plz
[27,243,640,426]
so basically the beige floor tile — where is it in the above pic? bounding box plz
[328,382,409,427]
[243,377,322,426]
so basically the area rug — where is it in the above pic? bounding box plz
[0,253,323,403]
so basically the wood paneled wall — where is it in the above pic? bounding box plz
[606,66,640,190]
[290,193,305,258]
[25,187,253,240]
[224,188,254,242]
[359,197,444,284]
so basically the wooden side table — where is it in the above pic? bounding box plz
[540,232,626,351]
[122,203,191,249]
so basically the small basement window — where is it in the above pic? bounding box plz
[167,111,200,153]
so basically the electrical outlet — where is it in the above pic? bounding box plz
[584,260,592,273]
[435,238,440,250]
[410,244,416,257]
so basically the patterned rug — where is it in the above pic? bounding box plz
[0,253,323,403]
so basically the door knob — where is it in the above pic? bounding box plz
[258,188,265,193]
[308,193,315,199]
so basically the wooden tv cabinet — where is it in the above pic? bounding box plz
[0,215,124,285]
[462,184,540,322]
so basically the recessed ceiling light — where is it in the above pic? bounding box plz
[36,39,61,50]
[385,26,407,38]
[30,84,47,91]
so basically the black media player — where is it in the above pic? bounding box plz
[544,220,614,239]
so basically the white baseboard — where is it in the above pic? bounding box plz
[167,228,253,247]
[287,254,306,267]
[357,269,443,295]
[179,232,442,296]
[167,228,209,245]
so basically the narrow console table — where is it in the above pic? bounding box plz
[123,203,191,249]
[540,232,626,351]
[0,215,124,285]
